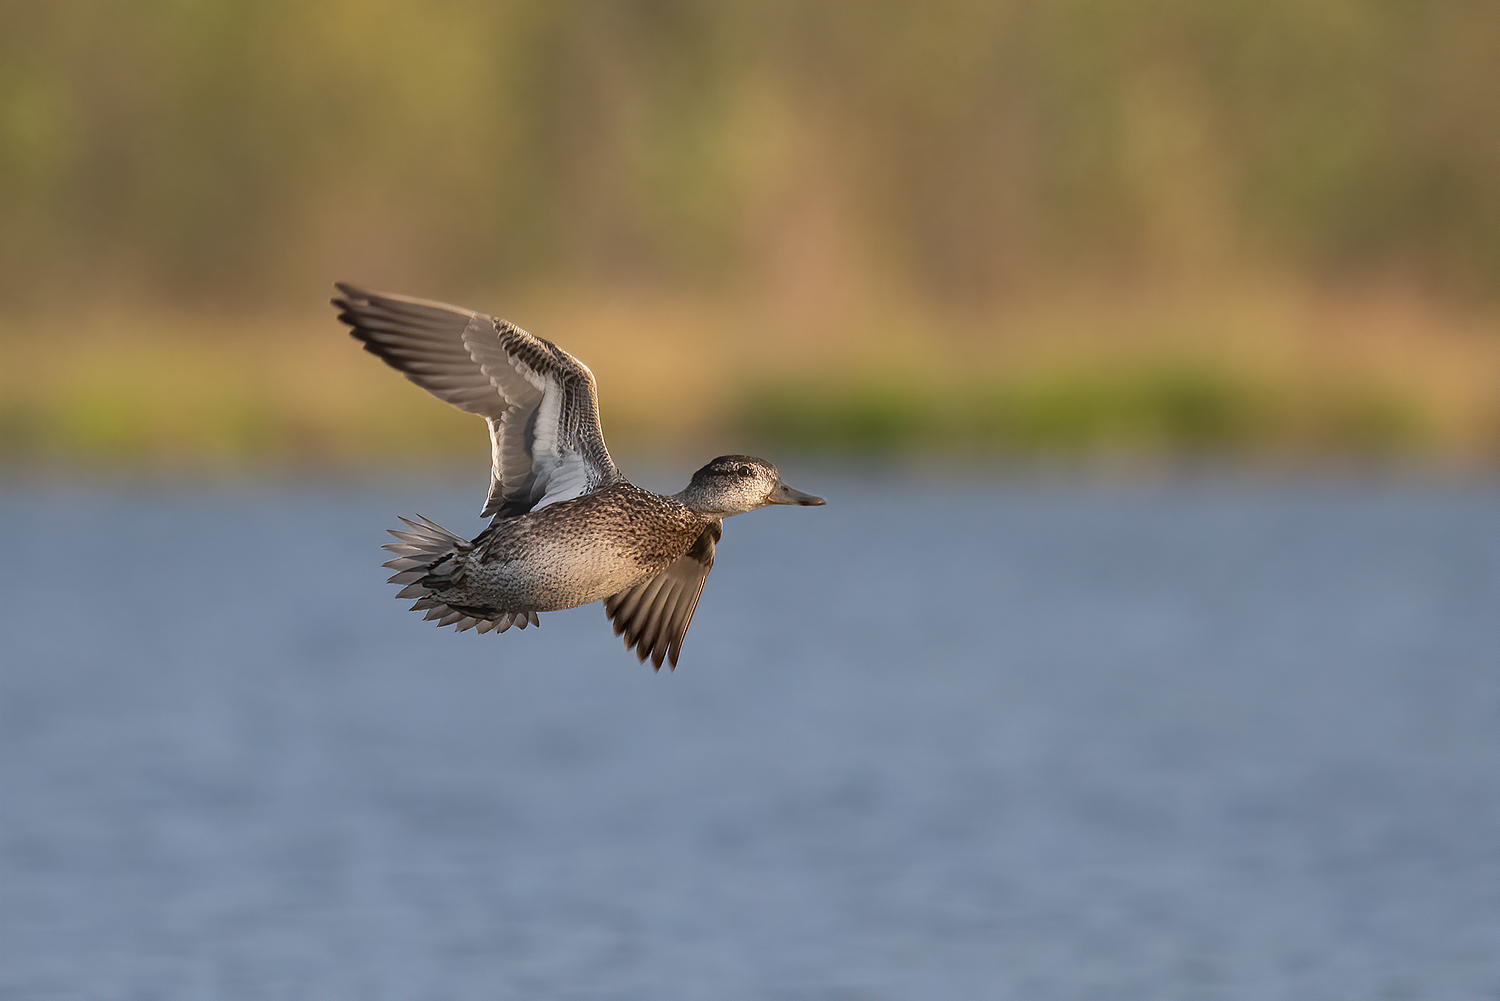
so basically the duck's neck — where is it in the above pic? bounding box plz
[671,486,742,520]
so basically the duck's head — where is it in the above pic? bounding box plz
[675,455,826,517]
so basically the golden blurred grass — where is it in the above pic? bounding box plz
[4,3,1497,479]
[2,278,1495,472]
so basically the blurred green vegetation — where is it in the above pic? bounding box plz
[0,1,1497,467]
[4,0,1498,306]
[742,365,1426,460]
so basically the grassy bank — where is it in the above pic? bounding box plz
[743,366,1420,460]
[2,281,1496,473]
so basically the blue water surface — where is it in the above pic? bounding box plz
[2,469,1497,999]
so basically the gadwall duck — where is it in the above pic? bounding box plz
[333,284,825,669]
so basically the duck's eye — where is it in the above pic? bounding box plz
[736,465,753,478]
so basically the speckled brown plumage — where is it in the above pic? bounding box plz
[335,284,824,669]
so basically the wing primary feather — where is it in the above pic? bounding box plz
[603,522,719,671]
[334,283,621,519]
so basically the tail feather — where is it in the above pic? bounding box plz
[387,569,427,585]
[379,514,538,635]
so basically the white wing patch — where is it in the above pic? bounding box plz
[334,283,620,519]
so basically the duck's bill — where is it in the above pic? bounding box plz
[770,483,826,506]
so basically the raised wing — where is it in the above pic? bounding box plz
[333,283,621,518]
[603,522,720,670]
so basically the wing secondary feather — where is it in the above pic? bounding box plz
[332,283,620,518]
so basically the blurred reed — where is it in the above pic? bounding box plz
[1,1,1496,467]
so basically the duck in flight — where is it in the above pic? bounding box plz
[332,284,825,670]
